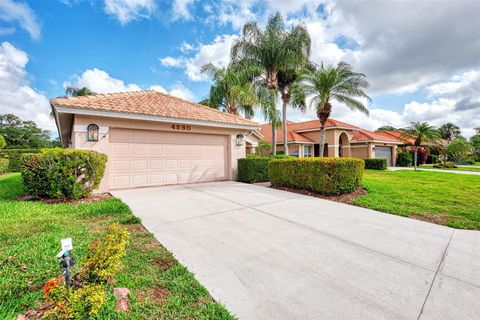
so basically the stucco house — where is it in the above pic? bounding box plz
[259,119,404,166]
[51,90,260,192]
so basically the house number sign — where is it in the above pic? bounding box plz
[171,124,191,131]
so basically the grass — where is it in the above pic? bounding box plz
[420,165,480,172]
[353,170,480,230]
[0,173,234,320]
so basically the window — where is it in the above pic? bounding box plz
[304,145,313,157]
[87,124,99,141]
[290,146,299,157]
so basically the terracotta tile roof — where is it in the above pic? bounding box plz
[376,130,415,144]
[289,118,360,131]
[351,129,403,143]
[259,122,314,143]
[50,90,259,128]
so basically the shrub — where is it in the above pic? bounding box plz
[433,161,457,169]
[0,158,8,174]
[396,150,412,167]
[256,141,271,156]
[237,154,292,183]
[0,148,40,171]
[0,135,6,149]
[427,154,438,164]
[268,157,364,195]
[447,139,474,164]
[364,158,388,170]
[21,148,107,199]
[410,147,429,165]
[44,280,105,319]
[78,223,129,283]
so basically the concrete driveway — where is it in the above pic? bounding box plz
[112,182,480,320]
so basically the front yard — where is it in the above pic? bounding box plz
[353,170,480,230]
[0,173,233,319]
[420,165,480,172]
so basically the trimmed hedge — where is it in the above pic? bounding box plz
[0,148,40,172]
[364,158,388,170]
[268,157,364,195]
[237,154,292,183]
[0,158,9,174]
[21,148,107,199]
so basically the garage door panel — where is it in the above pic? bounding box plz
[132,145,147,157]
[109,129,227,189]
[149,145,164,156]
[112,144,130,157]
[150,173,164,184]
[111,160,129,173]
[150,159,164,169]
[132,174,147,186]
[165,159,178,169]
[164,145,178,157]
[375,146,393,166]
[132,159,147,171]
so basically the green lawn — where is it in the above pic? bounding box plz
[420,165,480,172]
[0,173,233,320]
[353,170,480,230]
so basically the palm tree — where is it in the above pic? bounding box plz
[260,90,281,155]
[231,12,311,154]
[201,63,261,118]
[277,68,309,155]
[401,122,441,170]
[439,122,460,143]
[65,86,95,97]
[297,62,371,157]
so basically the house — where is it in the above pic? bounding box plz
[51,90,260,192]
[259,119,405,166]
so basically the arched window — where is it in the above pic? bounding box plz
[87,124,99,141]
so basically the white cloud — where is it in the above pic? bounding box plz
[65,68,142,93]
[0,0,41,40]
[169,83,195,100]
[160,34,237,81]
[172,0,195,21]
[159,56,185,68]
[103,0,156,25]
[149,85,167,93]
[0,42,54,131]
[179,41,194,53]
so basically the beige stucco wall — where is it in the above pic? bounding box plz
[71,115,251,192]
[297,129,354,157]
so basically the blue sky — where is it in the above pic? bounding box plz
[1,0,479,137]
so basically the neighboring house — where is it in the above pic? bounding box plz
[260,119,404,166]
[51,90,260,192]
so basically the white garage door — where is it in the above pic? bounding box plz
[109,128,228,190]
[375,146,392,166]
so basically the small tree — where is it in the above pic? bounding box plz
[256,141,272,157]
[0,135,6,149]
[401,122,441,170]
[439,122,461,143]
[447,138,474,164]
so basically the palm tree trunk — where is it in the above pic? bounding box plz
[414,146,418,170]
[272,123,277,155]
[318,123,326,157]
[282,99,289,155]
[317,102,332,158]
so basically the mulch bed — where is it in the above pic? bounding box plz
[271,185,368,204]
[16,193,112,205]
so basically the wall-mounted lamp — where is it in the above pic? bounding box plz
[87,124,99,141]
[236,134,244,146]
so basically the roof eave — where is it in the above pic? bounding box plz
[53,105,260,131]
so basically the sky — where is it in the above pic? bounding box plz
[0,0,479,137]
